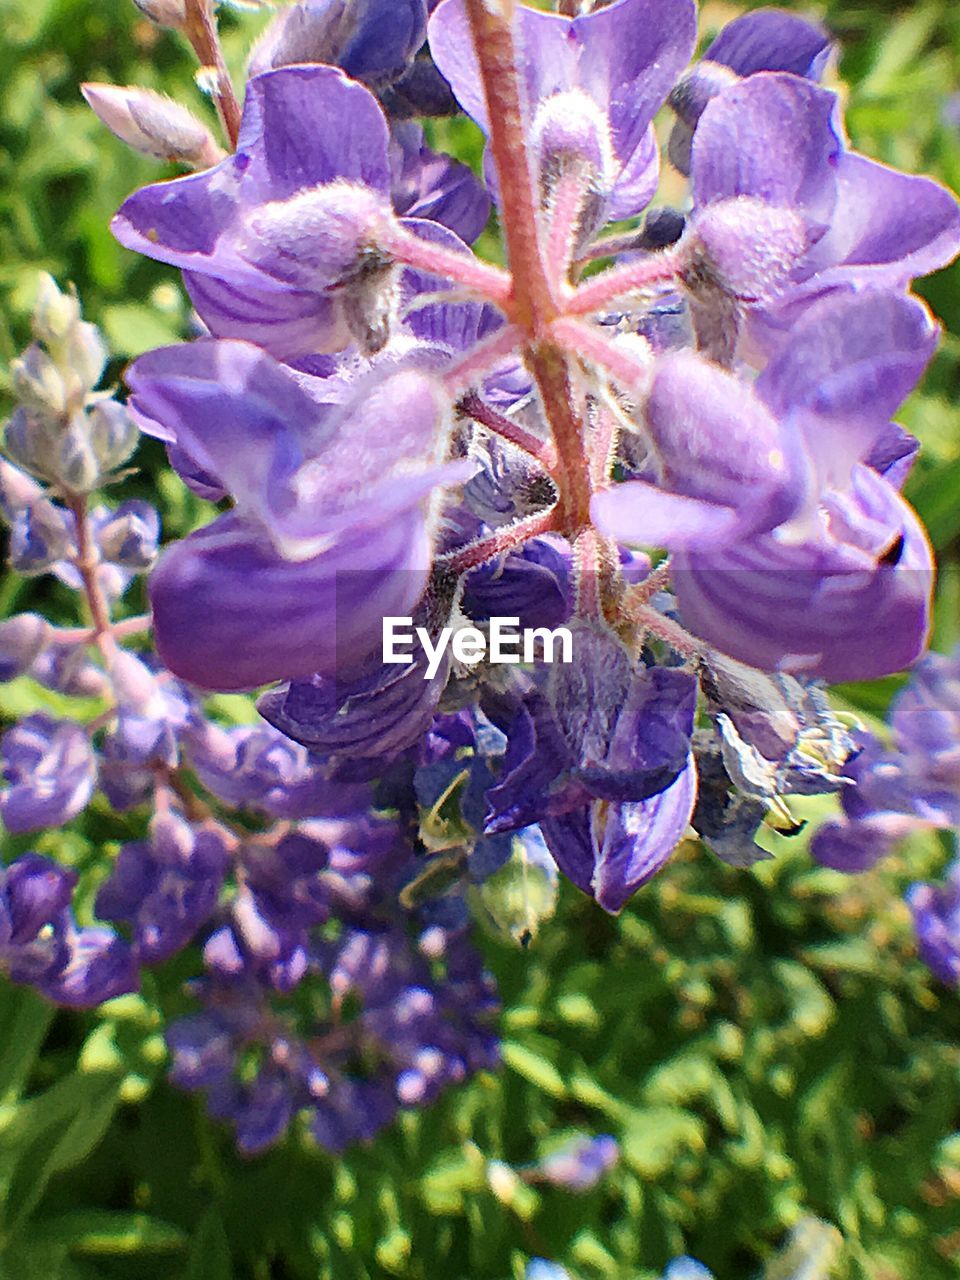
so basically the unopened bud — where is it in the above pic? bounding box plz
[88,400,140,473]
[0,458,45,522]
[532,91,614,192]
[4,408,61,482]
[56,419,102,493]
[111,648,164,716]
[82,84,223,169]
[132,0,187,29]
[64,322,107,393]
[97,501,159,569]
[9,500,74,574]
[11,344,69,418]
[32,274,81,348]
[0,614,51,682]
[531,90,614,248]
[150,806,197,867]
[33,643,110,699]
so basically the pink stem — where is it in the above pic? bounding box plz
[565,249,681,317]
[550,317,653,397]
[630,559,673,606]
[439,506,559,575]
[183,0,242,150]
[545,167,589,293]
[442,324,525,396]
[381,223,513,307]
[459,391,557,470]
[631,603,703,661]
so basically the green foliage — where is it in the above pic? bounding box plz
[1,1,960,1278]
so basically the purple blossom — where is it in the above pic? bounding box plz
[0,715,97,833]
[95,812,231,964]
[812,646,960,873]
[429,0,697,223]
[533,1133,619,1191]
[127,339,469,690]
[907,864,960,986]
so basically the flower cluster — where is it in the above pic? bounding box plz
[2,0,958,1153]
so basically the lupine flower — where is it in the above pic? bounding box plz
[126,339,469,689]
[907,863,960,985]
[530,1133,619,1191]
[812,645,960,873]
[0,715,97,833]
[594,289,937,681]
[429,0,698,225]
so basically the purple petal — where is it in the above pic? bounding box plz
[149,510,432,691]
[756,288,937,487]
[672,469,934,682]
[691,72,840,230]
[705,10,833,79]
[113,66,391,280]
[593,756,698,912]
[799,150,960,285]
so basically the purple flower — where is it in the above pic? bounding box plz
[0,715,97,833]
[593,289,937,681]
[668,8,832,173]
[95,812,231,964]
[184,720,368,818]
[127,339,469,690]
[907,863,960,986]
[683,72,960,343]
[0,614,50,683]
[0,854,76,985]
[248,0,428,90]
[533,1133,619,1191]
[429,0,697,223]
[34,920,138,1008]
[812,646,960,872]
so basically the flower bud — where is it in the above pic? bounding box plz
[531,89,614,201]
[9,500,74,574]
[88,400,140,473]
[56,418,102,493]
[11,344,69,418]
[0,614,51,683]
[4,409,62,485]
[82,84,223,169]
[0,455,47,521]
[32,274,81,349]
[64,322,107,393]
[132,0,187,29]
[97,501,160,569]
[111,648,165,716]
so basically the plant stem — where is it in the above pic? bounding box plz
[458,392,557,470]
[439,506,559,575]
[65,493,116,662]
[183,0,242,150]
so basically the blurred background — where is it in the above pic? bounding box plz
[0,2,959,1277]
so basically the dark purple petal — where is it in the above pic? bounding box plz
[592,756,697,912]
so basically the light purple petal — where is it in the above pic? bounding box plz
[590,480,740,550]
[691,72,840,229]
[756,288,938,487]
[799,150,960,285]
[150,510,432,691]
[672,469,934,682]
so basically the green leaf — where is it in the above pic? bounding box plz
[621,1107,706,1177]
[30,1211,186,1256]
[183,1210,232,1280]
[501,1041,566,1098]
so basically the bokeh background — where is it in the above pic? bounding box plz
[1,1,959,1277]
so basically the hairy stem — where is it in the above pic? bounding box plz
[66,493,116,661]
[565,248,681,316]
[439,506,559,575]
[458,392,557,470]
[183,0,242,150]
[382,223,513,307]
